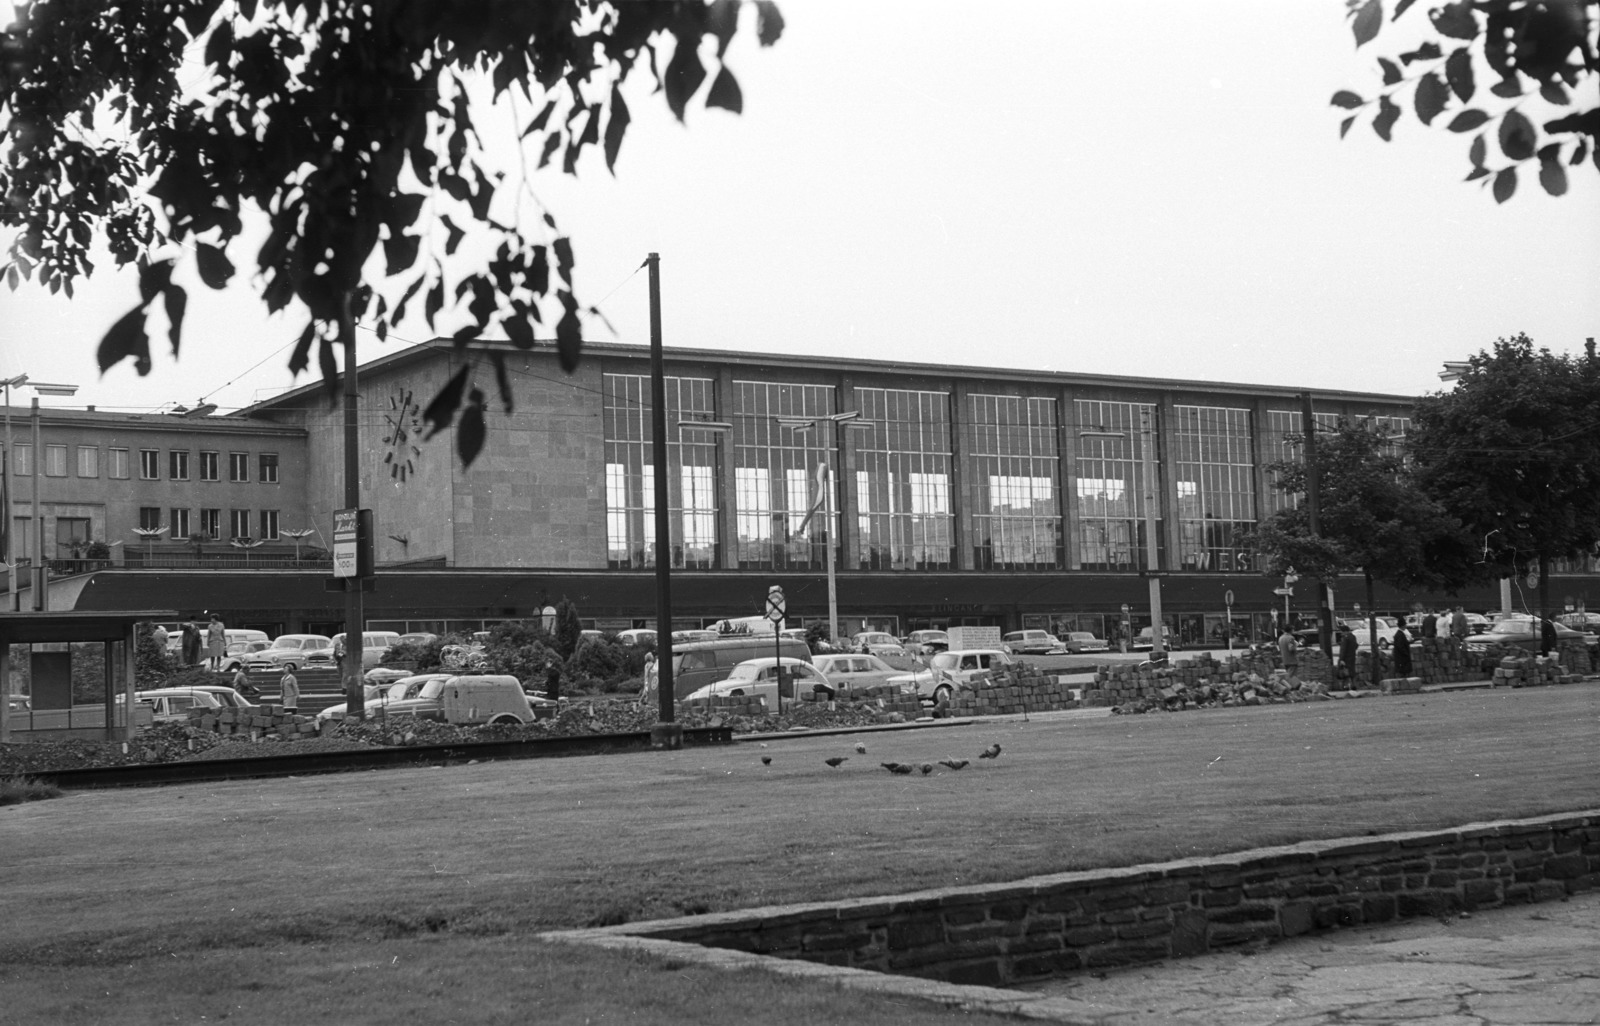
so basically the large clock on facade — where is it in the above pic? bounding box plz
[383,388,422,482]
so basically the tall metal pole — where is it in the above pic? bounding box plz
[2,379,17,612]
[31,397,43,611]
[647,253,682,748]
[341,303,365,720]
[1301,392,1332,657]
[824,460,838,646]
[1140,407,1164,660]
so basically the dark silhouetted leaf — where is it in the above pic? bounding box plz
[556,291,582,372]
[196,243,234,289]
[1537,144,1567,196]
[1490,76,1522,98]
[440,214,465,256]
[425,281,445,328]
[1430,1,1478,39]
[204,19,233,68]
[1572,138,1589,167]
[457,389,487,466]
[537,132,561,170]
[384,232,420,276]
[1492,166,1516,203]
[1398,40,1441,63]
[1414,72,1447,125]
[553,236,574,287]
[1444,47,1473,101]
[97,305,151,375]
[1330,90,1365,109]
[289,321,315,376]
[1464,165,1490,181]
[1447,109,1490,132]
[706,66,743,113]
[707,0,739,56]
[394,275,426,323]
[664,31,707,119]
[1373,94,1401,141]
[1350,0,1382,47]
[1539,81,1569,105]
[137,258,174,304]
[587,304,617,336]
[1393,0,1417,20]
[1468,133,1486,168]
[1378,57,1401,85]
[1340,114,1358,138]
[604,84,631,174]
[489,352,514,413]
[317,334,338,390]
[163,283,186,356]
[1498,108,1536,161]
[423,365,469,439]
[521,99,558,139]
[755,1,785,46]
[504,313,535,349]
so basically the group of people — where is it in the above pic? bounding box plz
[1277,604,1478,683]
[149,615,228,670]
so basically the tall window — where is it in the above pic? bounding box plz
[969,395,1062,569]
[199,451,219,481]
[138,507,163,531]
[259,453,279,483]
[602,373,719,569]
[168,450,189,481]
[1073,400,1160,571]
[259,509,279,540]
[199,508,221,540]
[44,444,67,476]
[1172,406,1256,571]
[229,452,249,482]
[170,508,191,540]
[731,381,839,569]
[854,388,954,570]
[139,449,159,479]
[10,444,31,476]
[76,446,98,478]
[54,517,90,556]
[229,509,250,539]
[1261,409,1340,515]
[108,447,129,479]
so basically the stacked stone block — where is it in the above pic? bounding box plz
[190,703,319,739]
[947,664,1083,717]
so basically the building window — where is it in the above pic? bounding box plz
[11,443,31,476]
[139,449,160,480]
[852,388,954,570]
[602,373,719,569]
[969,394,1063,570]
[1073,400,1160,572]
[55,516,91,558]
[259,452,279,483]
[169,450,190,481]
[199,450,219,481]
[76,446,99,478]
[259,509,279,540]
[1261,410,1339,516]
[199,508,221,540]
[229,509,250,539]
[730,381,840,569]
[1172,405,1257,572]
[171,508,191,540]
[138,507,163,532]
[229,452,249,482]
[44,444,67,477]
[11,516,30,559]
[108,447,129,479]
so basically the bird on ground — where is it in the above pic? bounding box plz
[939,758,969,771]
[854,742,867,754]
[880,762,903,773]
[979,743,1003,760]
[889,763,914,775]
[824,756,848,768]
[761,755,772,765]
[920,763,933,775]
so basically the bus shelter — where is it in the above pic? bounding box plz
[0,610,177,742]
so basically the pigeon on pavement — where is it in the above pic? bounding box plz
[920,763,933,775]
[889,763,913,775]
[938,758,969,771]
[761,755,772,765]
[824,756,848,768]
[979,743,1003,760]
[854,742,867,754]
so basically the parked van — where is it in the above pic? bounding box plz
[644,636,812,701]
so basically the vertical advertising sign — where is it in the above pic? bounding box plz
[332,508,358,578]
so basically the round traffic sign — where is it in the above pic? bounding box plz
[765,585,786,622]
[1224,589,1234,607]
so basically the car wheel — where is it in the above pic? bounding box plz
[729,689,745,696]
[488,714,522,725]
[284,662,299,672]
[933,684,952,705]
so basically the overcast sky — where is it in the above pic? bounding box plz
[2,0,1595,415]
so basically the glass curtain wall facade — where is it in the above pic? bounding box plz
[1172,405,1255,571]
[968,394,1063,569]
[854,388,954,570]
[603,373,719,569]
[1073,400,1160,571]
[731,381,839,569]
[1261,410,1360,516]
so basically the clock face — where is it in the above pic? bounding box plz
[383,388,423,481]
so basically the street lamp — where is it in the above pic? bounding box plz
[774,411,870,647]
[280,527,315,563]
[1438,361,1471,383]
[131,526,167,567]
[3,378,78,610]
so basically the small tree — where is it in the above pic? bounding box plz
[554,598,583,661]
[1252,419,1475,689]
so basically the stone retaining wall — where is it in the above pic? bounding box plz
[610,811,1599,988]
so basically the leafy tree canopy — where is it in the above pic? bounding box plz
[1408,333,1600,580]
[0,0,783,462]
[1333,0,1597,202]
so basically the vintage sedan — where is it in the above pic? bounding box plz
[683,658,836,706]
[851,632,907,658]
[1060,631,1109,653]
[1002,630,1062,655]
[810,652,904,693]
[244,634,334,673]
[1466,616,1585,653]
[887,648,1017,705]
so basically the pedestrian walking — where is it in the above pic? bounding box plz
[279,667,300,714]
[181,622,201,666]
[1338,627,1357,686]
[1277,628,1299,674]
[232,666,259,701]
[206,614,226,671]
[1421,611,1438,639]
[1450,605,1469,640]
[151,623,169,653]
[1540,617,1558,656]
[1392,622,1412,676]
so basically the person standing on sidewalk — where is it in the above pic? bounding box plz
[1338,628,1358,686]
[1450,606,1470,640]
[1393,622,1413,677]
[279,667,300,714]
[1278,628,1299,675]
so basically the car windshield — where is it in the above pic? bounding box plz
[416,679,448,699]
[929,653,959,670]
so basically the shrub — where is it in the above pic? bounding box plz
[554,598,582,660]
[382,637,442,672]
[0,776,62,806]
[480,622,559,682]
[565,636,634,693]
[135,623,171,689]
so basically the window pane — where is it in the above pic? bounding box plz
[1072,400,1159,571]
[730,381,839,570]
[44,444,67,476]
[168,450,189,480]
[140,450,160,479]
[259,510,279,540]
[11,444,31,476]
[259,453,279,483]
[76,446,98,478]
[171,508,191,539]
[199,451,219,481]
[969,395,1062,569]
[199,509,220,540]
[230,452,249,482]
[601,373,718,568]
[1173,406,1256,571]
[853,387,953,570]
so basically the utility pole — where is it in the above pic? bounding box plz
[341,304,365,720]
[1139,407,1164,661]
[646,253,682,750]
[1301,392,1332,657]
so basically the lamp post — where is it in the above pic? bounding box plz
[131,526,167,568]
[2,374,27,612]
[775,411,869,647]
[12,381,79,611]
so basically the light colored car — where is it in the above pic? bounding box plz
[887,648,1017,705]
[219,639,273,673]
[1466,616,1585,653]
[363,665,417,685]
[307,631,403,669]
[136,688,224,722]
[1002,630,1061,655]
[810,652,904,693]
[851,632,907,658]
[316,676,451,725]
[671,629,721,645]
[1132,626,1181,651]
[1060,631,1109,653]
[684,657,836,706]
[245,634,334,673]
[1556,612,1600,632]
[1339,627,1391,651]
[396,632,440,648]
[184,685,257,710]
[616,629,658,646]
[365,674,540,725]
[903,629,950,654]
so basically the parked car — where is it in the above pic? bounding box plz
[851,631,907,658]
[315,676,450,725]
[397,632,439,648]
[1556,612,1600,632]
[363,666,417,685]
[307,631,403,670]
[1131,626,1181,651]
[887,648,1017,705]
[671,629,721,645]
[903,629,950,655]
[183,685,257,710]
[643,635,813,702]
[218,639,273,673]
[135,688,224,723]
[684,658,836,706]
[810,652,905,693]
[245,634,334,673]
[1060,631,1109,653]
[616,629,658,646]
[358,674,539,725]
[1466,616,1585,653]
[1002,629,1062,655]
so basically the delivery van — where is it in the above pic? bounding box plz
[645,636,812,701]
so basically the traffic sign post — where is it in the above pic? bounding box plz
[767,586,786,713]
[1224,589,1234,654]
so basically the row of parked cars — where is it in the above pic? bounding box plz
[134,673,560,727]
[160,627,441,674]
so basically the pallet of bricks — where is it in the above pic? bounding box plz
[1406,637,1483,686]
[190,702,319,738]
[949,663,1082,716]
[680,695,770,718]
[1492,653,1584,688]
[799,684,922,717]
